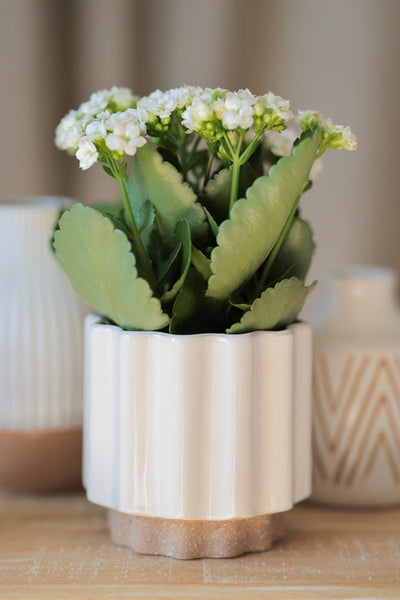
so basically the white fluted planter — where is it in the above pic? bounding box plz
[0,197,88,491]
[84,316,313,558]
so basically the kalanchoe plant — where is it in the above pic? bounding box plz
[53,85,356,334]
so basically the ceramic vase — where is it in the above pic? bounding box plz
[83,316,313,559]
[0,197,88,491]
[312,266,400,506]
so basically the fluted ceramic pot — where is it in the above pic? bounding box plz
[0,197,88,491]
[83,316,313,558]
[312,266,400,506]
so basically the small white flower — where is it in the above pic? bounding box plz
[221,103,255,130]
[105,134,126,153]
[182,101,213,130]
[79,98,108,116]
[125,121,142,139]
[55,110,84,150]
[264,128,298,156]
[110,86,136,109]
[341,126,357,150]
[138,86,205,121]
[221,110,241,130]
[265,92,293,120]
[138,89,177,119]
[95,109,111,120]
[135,106,149,128]
[85,120,107,140]
[105,109,147,155]
[322,118,357,150]
[108,111,131,136]
[106,133,146,156]
[89,89,112,108]
[298,109,319,120]
[124,136,146,156]
[76,140,98,170]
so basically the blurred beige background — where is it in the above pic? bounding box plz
[1,0,399,299]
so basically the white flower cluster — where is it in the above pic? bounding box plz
[135,86,293,138]
[297,110,357,151]
[55,87,146,170]
[137,85,203,121]
[182,88,293,135]
[321,117,357,150]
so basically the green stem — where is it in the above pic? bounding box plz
[203,150,215,188]
[239,134,261,165]
[257,181,308,293]
[110,159,156,286]
[229,134,244,213]
[187,135,201,163]
[229,158,241,213]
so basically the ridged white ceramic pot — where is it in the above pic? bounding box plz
[0,197,88,491]
[312,266,400,506]
[83,316,313,558]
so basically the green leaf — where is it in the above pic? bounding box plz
[203,164,254,224]
[136,144,207,245]
[267,217,315,283]
[191,245,212,280]
[227,277,316,334]
[203,207,219,238]
[53,204,169,331]
[126,158,155,234]
[161,219,192,303]
[102,165,115,178]
[207,128,320,301]
[158,242,182,284]
[170,268,225,334]
[92,201,122,217]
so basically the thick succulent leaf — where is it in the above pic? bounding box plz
[161,219,192,303]
[227,277,316,334]
[203,163,255,224]
[170,268,226,334]
[126,158,155,233]
[207,128,320,301]
[53,204,169,331]
[267,217,315,282]
[136,144,207,245]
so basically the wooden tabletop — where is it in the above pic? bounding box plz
[0,492,399,599]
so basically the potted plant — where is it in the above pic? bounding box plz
[53,85,356,558]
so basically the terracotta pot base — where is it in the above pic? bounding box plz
[0,427,82,492]
[108,510,285,559]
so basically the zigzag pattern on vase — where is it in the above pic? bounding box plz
[313,354,400,487]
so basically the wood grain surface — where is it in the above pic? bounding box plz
[0,492,399,599]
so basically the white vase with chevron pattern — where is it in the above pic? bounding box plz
[0,197,88,491]
[312,266,400,506]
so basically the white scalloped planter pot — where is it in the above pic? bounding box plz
[0,197,88,492]
[83,316,312,559]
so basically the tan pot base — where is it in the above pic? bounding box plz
[108,510,285,559]
[0,427,82,492]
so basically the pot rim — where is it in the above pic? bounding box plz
[332,264,395,282]
[0,196,72,210]
[86,314,308,340]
